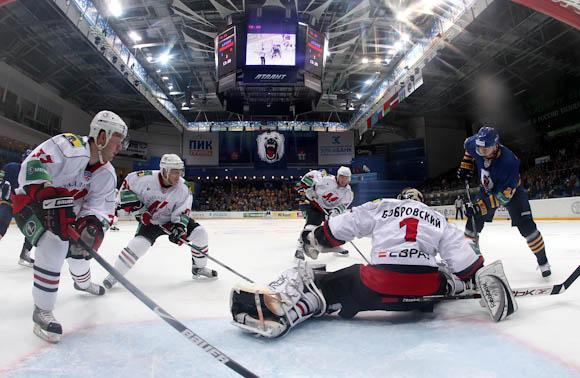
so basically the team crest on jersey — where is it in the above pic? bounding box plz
[481,169,494,192]
[256,131,285,163]
[83,171,92,181]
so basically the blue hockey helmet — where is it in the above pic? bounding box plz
[21,149,33,162]
[475,126,499,150]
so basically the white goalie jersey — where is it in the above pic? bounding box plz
[121,170,191,226]
[17,133,117,226]
[302,170,353,211]
[327,199,479,273]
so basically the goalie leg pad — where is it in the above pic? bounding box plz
[476,260,518,322]
[230,263,327,337]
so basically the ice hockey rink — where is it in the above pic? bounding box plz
[0,218,578,378]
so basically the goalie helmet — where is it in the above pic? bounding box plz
[159,154,185,179]
[397,187,424,203]
[89,110,128,148]
[337,166,351,179]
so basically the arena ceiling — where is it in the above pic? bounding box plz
[0,0,579,129]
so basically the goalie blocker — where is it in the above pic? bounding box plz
[230,260,518,338]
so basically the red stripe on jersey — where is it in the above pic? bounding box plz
[34,274,59,285]
[359,265,442,296]
[455,256,484,281]
[322,221,341,247]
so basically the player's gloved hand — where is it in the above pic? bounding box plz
[0,180,11,201]
[168,223,187,245]
[466,198,487,218]
[34,186,76,241]
[457,166,474,181]
[69,215,105,259]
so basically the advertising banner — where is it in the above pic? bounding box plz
[183,132,219,166]
[318,130,354,165]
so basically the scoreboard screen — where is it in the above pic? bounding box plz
[216,27,236,78]
[305,27,323,78]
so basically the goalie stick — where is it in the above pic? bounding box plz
[68,227,259,378]
[401,264,580,303]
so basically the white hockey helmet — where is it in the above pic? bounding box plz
[160,154,185,179]
[397,187,424,203]
[337,166,352,179]
[89,110,128,149]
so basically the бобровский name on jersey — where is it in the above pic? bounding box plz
[381,206,442,228]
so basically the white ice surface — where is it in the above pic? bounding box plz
[0,219,579,377]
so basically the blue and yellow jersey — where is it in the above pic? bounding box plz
[463,136,520,206]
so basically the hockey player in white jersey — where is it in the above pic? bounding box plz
[12,110,128,343]
[231,188,518,338]
[102,154,217,290]
[295,166,353,259]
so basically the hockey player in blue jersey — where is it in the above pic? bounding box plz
[457,123,551,278]
[0,150,34,267]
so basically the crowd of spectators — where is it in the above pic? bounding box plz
[193,179,299,211]
[421,129,580,205]
[0,136,33,168]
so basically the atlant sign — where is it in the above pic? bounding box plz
[244,70,296,84]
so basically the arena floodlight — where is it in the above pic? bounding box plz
[129,31,142,42]
[158,52,171,65]
[109,0,123,17]
[361,57,369,64]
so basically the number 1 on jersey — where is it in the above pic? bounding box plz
[399,217,419,242]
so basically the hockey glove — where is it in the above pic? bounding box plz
[457,152,475,181]
[35,186,76,241]
[68,215,105,259]
[466,198,487,218]
[457,166,474,181]
[168,223,187,245]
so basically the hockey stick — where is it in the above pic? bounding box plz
[464,180,479,243]
[401,264,580,303]
[319,205,371,265]
[69,228,259,378]
[161,226,255,284]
